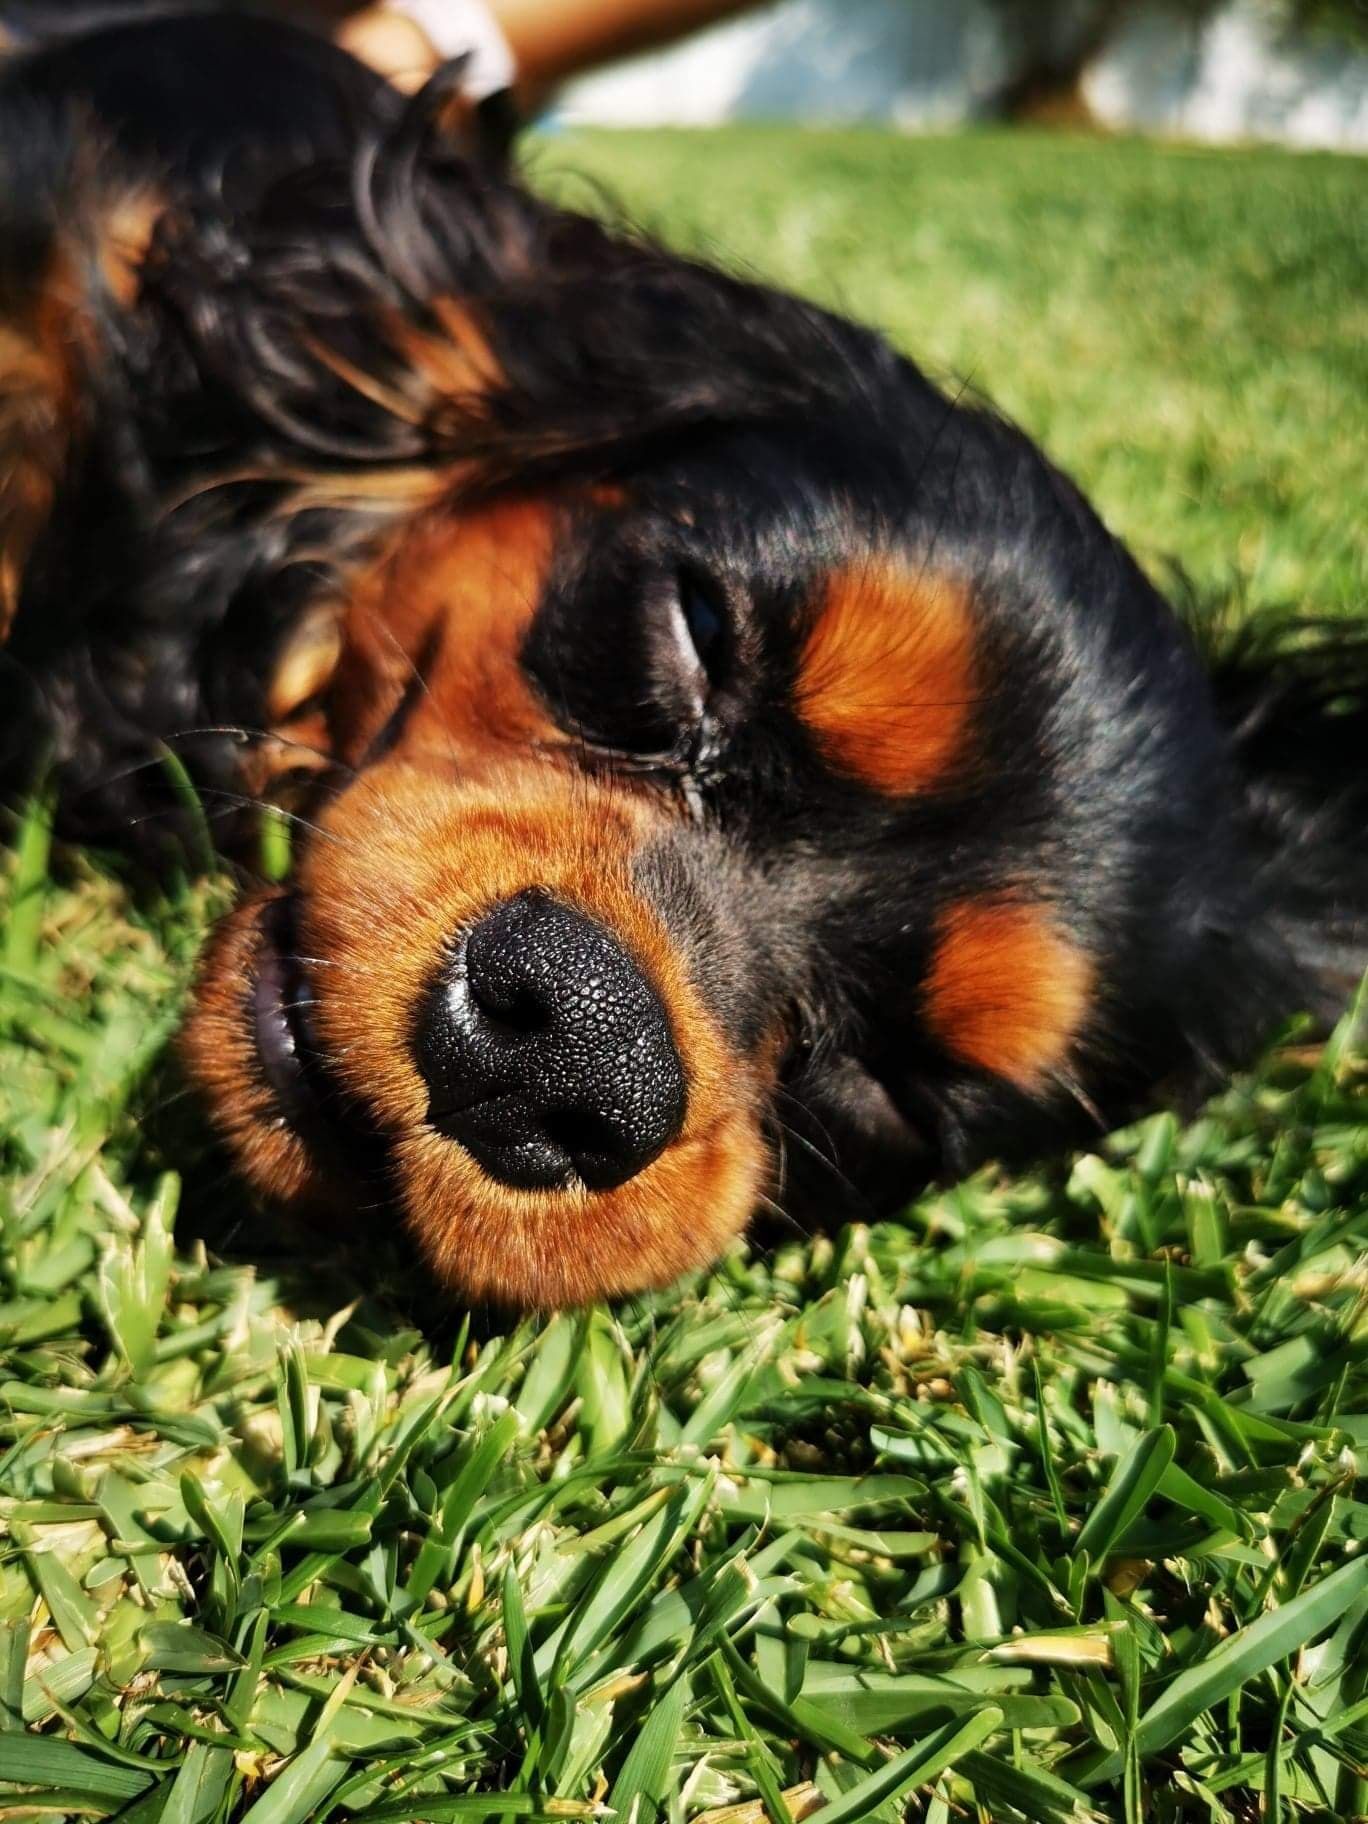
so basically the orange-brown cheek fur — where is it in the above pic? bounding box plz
[923,898,1093,1091]
[796,562,977,794]
[326,496,561,763]
[291,761,767,1306]
[243,493,564,838]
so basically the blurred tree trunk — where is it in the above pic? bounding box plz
[985,0,1224,122]
[988,0,1132,121]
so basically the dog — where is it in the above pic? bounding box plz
[1,8,1364,1308]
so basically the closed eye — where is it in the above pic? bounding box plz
[666,570,730,714]
[680,571,727,676]
[521,556,735,780]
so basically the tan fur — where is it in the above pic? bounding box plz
[923,897,1093,1090]
[0,249,82,640]
[0,187,164,640]
[267,601,345,723]
[795,561,977,795]
[405,296,504,399]
[96,187,164,308]
[326,496,561,762]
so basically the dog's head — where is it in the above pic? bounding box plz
[6,65,1230,1307]
[183,476,1004,1307]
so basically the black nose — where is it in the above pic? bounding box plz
[414,888,687,1192]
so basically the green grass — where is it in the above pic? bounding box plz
[3,129,1367,1822]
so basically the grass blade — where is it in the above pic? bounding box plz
[817,1707,1004,1824]
[1087,1554,1368,1782]
[1073,1426,1175,1565]
[606,1672,690,1823]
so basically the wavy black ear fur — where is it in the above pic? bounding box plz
[0,6,395,184]
[152,54,914,486]
[0,11,399,847]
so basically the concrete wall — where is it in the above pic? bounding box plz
[554,1,1368,150]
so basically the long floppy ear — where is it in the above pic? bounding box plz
[0,107,158,641]
[154,61,888,502]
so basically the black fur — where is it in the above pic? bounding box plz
[1,9,1363,1226]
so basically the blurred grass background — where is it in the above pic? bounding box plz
[2,130,1366,1822]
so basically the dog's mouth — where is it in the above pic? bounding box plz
[249,896,359,1160]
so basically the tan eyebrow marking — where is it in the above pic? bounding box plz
[795,561,977,794]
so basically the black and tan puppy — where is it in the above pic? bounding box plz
[1,8,1364,1306]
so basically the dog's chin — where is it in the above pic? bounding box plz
[181,890,770,1309]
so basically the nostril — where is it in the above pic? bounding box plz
[413,889,687,1193]
[467,978,554,1036]
[541,1106,633,1191]
[464,891,558,1036]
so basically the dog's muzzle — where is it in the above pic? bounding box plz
[413,887,687,1192]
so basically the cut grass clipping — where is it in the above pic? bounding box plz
[4,128,1368,1822]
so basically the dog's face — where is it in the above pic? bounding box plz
[182,416,1107,1307]
[156,181,1183,1311]
[185,480,777,1308]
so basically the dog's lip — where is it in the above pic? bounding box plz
[250,896,337,1138]
[235,895,392,1198]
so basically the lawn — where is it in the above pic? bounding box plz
[2,129,1366,1824]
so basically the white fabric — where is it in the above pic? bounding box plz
[390,0,516,99]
